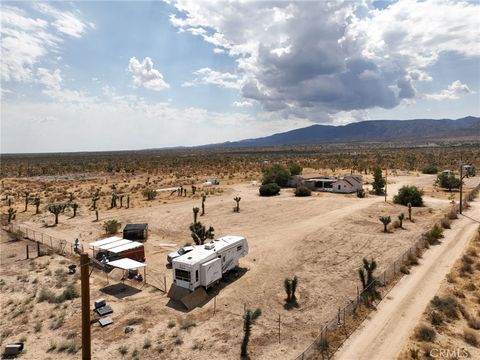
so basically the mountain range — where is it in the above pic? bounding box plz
[201,116,480,148]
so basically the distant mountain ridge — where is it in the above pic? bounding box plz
[202,116,480,148]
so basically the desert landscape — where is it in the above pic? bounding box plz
[1,147,479,359]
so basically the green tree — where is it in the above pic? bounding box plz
[294,185,311,197]
[398,213,405,228]
[358,258,380,302]
[189,222,214,245]
[103,219,121,234]
[142,189,157,201]
[241,308,262,358]
[48,204,66,225]
[379,216,391,233]
[372,166,385,195]
[284,276,298,303]
[422,165,439,174]
[289,163,303,176]
[393,185,424,206]
[262,164,290,186]
[110,192,119,208]
[259,183,280,196]
[436,173,462,192]
[70,203,79,218]
[233,197,241,212]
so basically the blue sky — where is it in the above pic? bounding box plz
[1,0,479,153]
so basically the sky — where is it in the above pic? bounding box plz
[1,0,479,153]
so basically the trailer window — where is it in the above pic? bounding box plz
[195,270,198,282]
[237,246,242,251]
[175,269,191,282]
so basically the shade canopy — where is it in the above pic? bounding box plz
[108,258,147,270]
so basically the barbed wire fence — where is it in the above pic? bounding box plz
[294,183,480,360]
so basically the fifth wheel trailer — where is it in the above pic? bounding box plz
[171,236,248,291]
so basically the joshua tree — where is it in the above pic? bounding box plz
[189,221,214,245]
[69,192,75,202]
[24,191,30,212]
[126,196,130,209]
[398,213,405,228]
[284,276,298,303]
[201,194,207,216]
[379,216,391,233]
[33,196,41,214]
[119,195,125,208]
[358,258,380,302]
[234,197,241,212]
[110,192,118,208]
[48,204,66,225]
[408,202,412,221]
[193,207,200,224]
[372,166,386,195]
[91,195,100,210]
[241,308,262,358]
[7,207,16,223]
[95,210,99,222]
[191,185,197,195]
[70,203,79,218]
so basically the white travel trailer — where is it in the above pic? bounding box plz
[172,236,248,291]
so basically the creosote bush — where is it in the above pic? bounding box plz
[103,219,121,234]
[295,185,311,197]
[393,185,424,207]
[259,183,280,196]
[415,325,436,342]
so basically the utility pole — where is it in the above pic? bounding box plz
[80,253,91,360]
[384,167,388,202]
[459,161,468,214]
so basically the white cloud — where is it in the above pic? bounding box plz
[128,57,170,91]
[169,0,479,121]
[425,80,474,101]
[233,100,253,108]
[0,4,93,83]
[34,3,94,38]
[182,67,241,89]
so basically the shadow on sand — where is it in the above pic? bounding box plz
[100,283,142,299]
[166,267,248,312]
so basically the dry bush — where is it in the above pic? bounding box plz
[415,325,436,342]
[464,329,479,347]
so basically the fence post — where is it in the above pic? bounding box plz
[393,261,395,274]
[37,242,40,256]
[278,314,281,344]
[26,245,29,259]
[164,275,167,293]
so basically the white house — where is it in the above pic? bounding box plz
[300,175,363,194]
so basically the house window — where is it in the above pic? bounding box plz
[237,246,242,251]
[175,269,191,282]
[338,185,341,190]
[195,270,199,282]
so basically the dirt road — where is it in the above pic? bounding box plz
[335,200,480,360]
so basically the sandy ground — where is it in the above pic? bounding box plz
[335,200,480,360]
[1,173,478,359]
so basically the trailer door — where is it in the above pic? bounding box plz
[200,257,222,288]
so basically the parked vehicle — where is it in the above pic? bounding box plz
[167,246,195,264]
[171,236,248,291]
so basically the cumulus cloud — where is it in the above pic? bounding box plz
[182,68,241,89]
[170,0,479,121]
[34,3,94,38]
[425,80,474,101]
[128,57,170,91]
[233,100,253,108]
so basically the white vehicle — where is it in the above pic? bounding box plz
[172,236,248,291]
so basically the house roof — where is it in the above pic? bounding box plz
[89,236,123,248]
[108,258,146,270]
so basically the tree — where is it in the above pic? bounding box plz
[372,166,385,195]
[142,189,157,201]
[284,276,298,303]
[33,196,41,214]
[289,163,303,176]
[422,165,439,174]
[193,207,200,223]
[70,203,79,218]
[408,203,412,221]
[48,204,66,225]
[233,197,241,212]
[189,222,214,245]
[295,185,311,197]
[24,191,30,212]
[110,192,119,208]
[358,258,380,302]
[7,207,16,223]
[103,219,121,234]
[241,308,262,358]
[379,216,391,233]
[259,183,280,196]
[262,164,290,186]
[398,213,405,228]
[119,195,125,208]
[191,185,197,195]
[356,188,366,198]
[201,194,207,216]
[393,185,424,207]
[436,173,462,192]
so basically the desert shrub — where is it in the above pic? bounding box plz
[180,319,196,330]
[50,315,65,330]
[118,345,128,356]
[425,224,443,245]
[447,208,458,220]
[142,189,157,201]
[167,320,176,328]
[143,338,152,349]
[103,219,121,234]
[422,165,439,174]
[259,183,280,196]
[468,317,480,330]
[34,321,42,333]
[262,164,290,186]
[430,296,459,320]
[393,185,424,207]
[430,311,444,326]
[464,329,478,347]
[356,188,366,198]
[415,325,436,342]
[289,163,303,176]
[400,265,410,274]
[57,340,79,354]
[295,185,311,197]
[436,173,462,191]
[407,253,419,266]
[441,218,451,229]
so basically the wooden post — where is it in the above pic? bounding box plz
[213,296,217,316]
[26,245,29,259]
[278,314,281,343]
[80,253,91,360]
[459,161,463,214]
[37,241,40,256]
[164,275,167,293]
[384,167,387,202]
